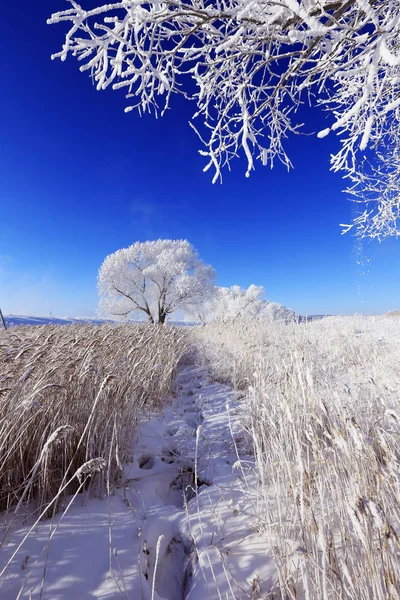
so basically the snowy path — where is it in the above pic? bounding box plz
[0,365,274,599]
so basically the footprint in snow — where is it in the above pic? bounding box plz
[138,455,155,470]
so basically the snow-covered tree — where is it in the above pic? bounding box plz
[188,284,264,323]
[212,285,265,322]
[98,239,215,324]
[258,301,298,323]
[187,284,297,323]
[49,1,400,239]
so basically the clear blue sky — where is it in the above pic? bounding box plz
[1,0,399,317]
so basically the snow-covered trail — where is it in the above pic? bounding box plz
[0,365,274,599]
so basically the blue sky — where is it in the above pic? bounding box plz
[1,0,399,317]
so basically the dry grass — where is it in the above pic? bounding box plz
[196,316,400,599]
[3,316,400,598]
[0,323,187,519]
[193,318,271,389]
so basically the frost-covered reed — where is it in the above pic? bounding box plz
[0,324,187,518]
[196,316,400,599]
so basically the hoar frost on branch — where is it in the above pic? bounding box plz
[259,300,298,322]
[187,284,297,323]
[188,284,265,323]
[98,239,215,323]
[49,1,400,239]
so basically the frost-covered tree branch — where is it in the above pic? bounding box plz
[49,1,400,238]
[341,141,400,239]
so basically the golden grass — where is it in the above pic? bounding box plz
[0,323,187,516]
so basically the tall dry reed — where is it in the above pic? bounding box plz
[196,316,400,599]
[0,323,187,519]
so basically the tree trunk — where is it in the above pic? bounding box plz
[0,309,7,331]
[158,312,167,325]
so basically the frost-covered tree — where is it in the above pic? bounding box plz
[187,284,296,323]
[258,301,298,323]
[98,239,215,324]
[49,1,400,239]
[212,285,265,321]
[186,284,264,323]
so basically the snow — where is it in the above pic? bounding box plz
[3,315,110,328]
[2,315,196,328]
[317,127,330,139]
[0,365,275,599]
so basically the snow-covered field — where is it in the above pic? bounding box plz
[0,365,272,599]
[2,315,110,328]
[1,315,400,599]
[2,315,196,328]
